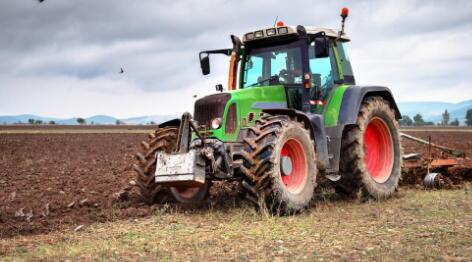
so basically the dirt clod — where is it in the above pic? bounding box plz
[74,225,84,232]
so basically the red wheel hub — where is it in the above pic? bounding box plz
[280,139,307,193]
[364,117,394,183]
[175,187,200,199]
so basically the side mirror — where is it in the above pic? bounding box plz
[314,37,329,58]
[200,53,210,75]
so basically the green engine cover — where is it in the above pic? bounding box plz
[207,85,286,142]
[198,84,350,142]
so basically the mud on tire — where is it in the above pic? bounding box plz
[336,96,402,199]
[133,126,178,204]
[235,115,317,214]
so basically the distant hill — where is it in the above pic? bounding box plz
[0,114,62,124]
[121,115,176,124]
[2,99,471,125]
[397,99,472,124]
[0,114,176,125]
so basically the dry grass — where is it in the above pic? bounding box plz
[1,186,471,261]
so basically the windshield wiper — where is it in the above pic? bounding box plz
[247,75,278,87]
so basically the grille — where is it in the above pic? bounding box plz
[225,103,237,133]
[194,93,230,128]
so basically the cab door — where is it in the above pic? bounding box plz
[308,38,340,113]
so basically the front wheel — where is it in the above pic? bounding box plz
[237,116,317,214]
[169,181,210,205]
[336,96,402,199]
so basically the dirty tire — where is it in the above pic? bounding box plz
[133,126,178,204]
[235,115,317,214]
[170,181,211,205]
[336,96,402,199]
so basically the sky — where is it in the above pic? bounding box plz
[0,0,471,118]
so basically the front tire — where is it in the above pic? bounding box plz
[133,126,178,204]
[237,116,317,214]
[170,181,210,205]
[336,96,402,199]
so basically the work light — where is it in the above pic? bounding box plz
[245,33,254,40]
[266,28,276,36]
[277,27,288,34]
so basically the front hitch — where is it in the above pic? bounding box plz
[154,112,206,187]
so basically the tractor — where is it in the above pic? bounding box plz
[133,8,402,214]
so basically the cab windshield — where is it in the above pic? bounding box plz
[242,41,303,88]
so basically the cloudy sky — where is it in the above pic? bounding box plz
[0,0,471,118]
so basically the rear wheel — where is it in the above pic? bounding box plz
[336,96,401,199]
[236,116,317,214]
[133,126,178,204]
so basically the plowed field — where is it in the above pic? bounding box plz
[1,126,471,239]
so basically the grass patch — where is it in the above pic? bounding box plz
[1,186,471,261]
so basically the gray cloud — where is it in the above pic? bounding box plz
[0,0,471,117]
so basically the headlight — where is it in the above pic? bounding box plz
[211,117,222,129]
[254,30,264,38]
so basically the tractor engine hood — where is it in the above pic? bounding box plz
[193,93,231,128]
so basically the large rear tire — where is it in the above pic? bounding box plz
[236,116,317,214]
[133,126,178,204]
[336,96,402,199]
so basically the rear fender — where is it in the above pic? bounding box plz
[338,86,401,126]
[262,108,329,171]
[326,85,401,173]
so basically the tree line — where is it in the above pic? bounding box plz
[22,118,157,125]
[400,108,472,126]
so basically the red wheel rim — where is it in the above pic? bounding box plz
[364,117,394,183]
[175,187,200,199]
[280,139,308,193]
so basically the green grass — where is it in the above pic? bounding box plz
[1,187,471,261]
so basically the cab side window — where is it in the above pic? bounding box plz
[308,41,337,105]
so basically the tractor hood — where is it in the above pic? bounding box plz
[193,86,288,142]
[193,93,231,128]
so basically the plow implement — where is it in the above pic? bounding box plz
[400,132,471,189]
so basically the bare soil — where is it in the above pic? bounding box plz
[0,133,147,238]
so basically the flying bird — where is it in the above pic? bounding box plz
[193,94,198,98]
[119,68,124,74]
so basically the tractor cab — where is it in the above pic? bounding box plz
[200,22,354,116]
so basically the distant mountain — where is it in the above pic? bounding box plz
[2,99,471,125]
[397,99,472,124]
[0,114,176,125]
[0,114,62,124]
[122,115,176,124]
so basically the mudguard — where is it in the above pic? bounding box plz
[262,108,329,171]
[338,86,401,126]
[158,118,181,128]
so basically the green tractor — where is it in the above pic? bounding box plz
[133,8,402,213]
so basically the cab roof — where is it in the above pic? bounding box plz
[242,25,350,44]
